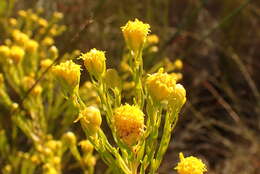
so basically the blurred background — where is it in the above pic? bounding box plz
[1,0,260,173]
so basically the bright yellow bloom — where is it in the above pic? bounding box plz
[77,106,102,136]
[175,152,207,174]
[40,59,53,69]
[25,39,39,53]
[170,84,186,107]
[62,132,77,146]
[9,18,17,26]
[18,10,27,17]
[10,45,25,64]
[170,73,183,82]
[79,140,94,153]
[114,104,144,146]
[53,12,64,20]
[42,37,54,46]
[146,68,176,101]
[52,60,81,87]
[147,34,159,44]
[173,59,183,70]
[81,48,106,78]
[38,18,48,27]
[12,30,29,46]
[0,45,10,58]
[121,19,150,52]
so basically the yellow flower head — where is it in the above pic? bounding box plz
[52,60,81,87]
[175,153,207,174]
[0,45,10,58]
[173,59,183,70]
[81,48,106,78]
[25,39,39,53]
[9,18,17,26]
[12,30,29,46]
[38,18,48,27]
[18,10,27,17]
[40,59,53,69]
[146,68,176,101]
[147,34,159,44]
[77,106,102,136]
[121,19,150,52]
[114,104,145,146]
[170,73,183,82]
[10,45,25,64]
[62,132,77,146]
[42,37,54,46]
[79,140,94,153]
[170,84,186,108]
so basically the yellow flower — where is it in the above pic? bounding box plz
[170,73,183,82]
[173,59,183,70]
[62,132,77,146]
[9,18,17,26]
[40,59,53,69]
[52,60,81,87]
[0,45,10,58]
[12,30,29,46]
[146,68,176,101]
[114,104,144,146]
[170,84,186,107]
[38,18,48,27]
[175,152,207,174]
[77,106,102,136]
[79,140,94,153]
[53,12,64,20]
[147,34,159,44]
[121,19,150,52]
[81,48,106,78]
[10,45,25,64]
[25,39,39,53]
[18,10,27,17]
[42,37,54,46]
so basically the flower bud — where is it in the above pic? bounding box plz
[42,37,54,46]
[81,48,106,79]
[147,34,159,45]
[175,152,207,174]
[114,104,144,146]
[146,68,176,102]
[77,106,102,136]
[169,84,186,108]
[62,131,77,146]
[121,19,150,52]
[79,140,94,153]
[41,59,53,70]
[173,59,183,70]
